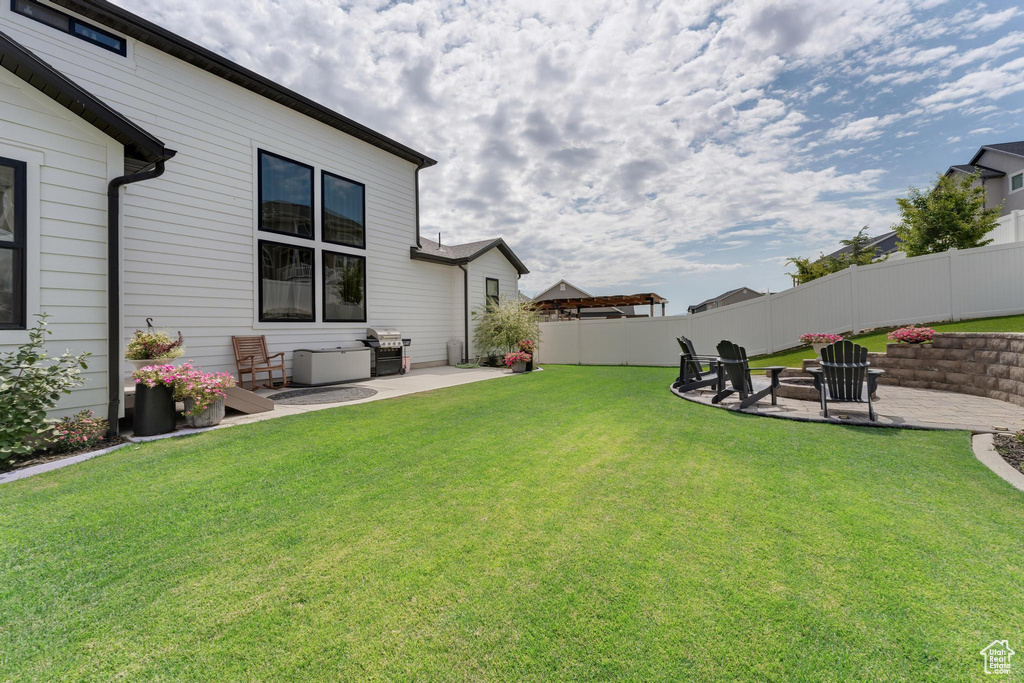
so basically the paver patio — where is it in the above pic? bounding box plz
[674,376,1024,433]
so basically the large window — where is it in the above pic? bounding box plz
[322,251,366,322]
[486,277,499,307]
[258,150,314,239]
[0,158,26,330]
[12,0,127,56]
[258,241,314,322]
[322,171,365,248]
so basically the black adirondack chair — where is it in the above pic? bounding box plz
[712,340,786,409]
[806,340,885,421]
[673,335,720,392]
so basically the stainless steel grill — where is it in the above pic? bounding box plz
[360,328,411,376]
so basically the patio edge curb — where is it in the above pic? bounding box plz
[0,442,133,485]
[971,433,1024,492]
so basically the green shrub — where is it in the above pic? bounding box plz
[472,297,541,357]
[49,410,108,453]
[0,315,91,459]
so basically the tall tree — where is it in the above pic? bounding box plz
[895,171,1000,257]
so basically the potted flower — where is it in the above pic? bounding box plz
[172,362,235,428]
[125,329,185,371]
[131,364,179,436]
[799,332,844,355]
[517,339,537,371]
[888,326,935,344]
[503,351,532,373]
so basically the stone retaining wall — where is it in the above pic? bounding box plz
[800,333,1024,407]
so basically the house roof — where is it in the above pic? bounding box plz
[824,230,901,259]
[946,164,1006,179]
[410,237,530,275]
[533,279,594,300]
[49,0,436,168]
[687,286,760,311]
[0,29,173,164]
[969,141,1024,165]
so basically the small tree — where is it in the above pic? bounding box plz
[839,226,876,264]
[0,315,91,459]
[787,227,880,285]
[472,297,541,359]
[895,171,1000,257]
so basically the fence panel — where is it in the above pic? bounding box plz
[536,240,1024,366]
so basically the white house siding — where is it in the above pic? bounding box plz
[465,247,520,359]
[0,5,469,380]
[0,67,122,417]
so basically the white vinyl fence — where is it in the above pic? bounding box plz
[537,239,1024,366]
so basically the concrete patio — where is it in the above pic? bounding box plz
[673,376,1024,434]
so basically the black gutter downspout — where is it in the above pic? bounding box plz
[414,160,428,248]
[458,264,470,363]
[106,157,172,437]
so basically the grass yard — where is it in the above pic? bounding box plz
[2,366,1024,680]
[749,312,1024,368]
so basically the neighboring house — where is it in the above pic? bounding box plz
[946,141,1024,216]
[530,279,636,320]
[824,230,901,260]
[0,0,527,425]
[687,287,762,315]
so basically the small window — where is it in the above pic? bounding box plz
[0,157,26,330]
[13,0,127,56]
[322,251,366,322]
[258,150,314,239]
[486,277,499,307]
[258,241,314,322]
[1012,173,1023,192]
[559,283,566,291]
[322,171,365,248]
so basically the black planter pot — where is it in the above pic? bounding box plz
[133,383,176,436]
[526,359,534,372]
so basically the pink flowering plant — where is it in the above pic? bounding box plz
[49,410,108,453]
[503,351,532,367]
[517,339,536,354]
[888,326,934,344]
[799,333,844,345]
[132,362,235,416]
[125,329,185,360]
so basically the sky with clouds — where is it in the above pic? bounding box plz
[117,0,1024,313]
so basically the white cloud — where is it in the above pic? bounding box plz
[110,0,983,291]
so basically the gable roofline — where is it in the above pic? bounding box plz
[49,0,436,168]
[533,279,593,300]
[969,142,1024,166]
[688,286,759,310]
[945,163,1006,179]
[0,29,173,163]
[411,237,529,275]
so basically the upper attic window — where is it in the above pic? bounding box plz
[12,0,127,56]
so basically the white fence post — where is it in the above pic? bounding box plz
[764,293,774,353]
[848,265,859,334]
[947,248,960,321]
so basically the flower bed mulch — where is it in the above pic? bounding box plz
[1,436,131,474]
[994,434,1024,476]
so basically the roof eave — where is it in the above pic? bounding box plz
[50,0,436,168]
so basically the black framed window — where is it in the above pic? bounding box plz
[322,251,366,323]
[258,150,314,239]
[486,277,499,307]
[258,240,314,322]
[322,171,365,248]
[12,0,127,56]
[0,158,26,330]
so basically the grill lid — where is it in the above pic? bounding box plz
[366,327,404,349]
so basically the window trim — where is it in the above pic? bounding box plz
[257,239,315,323]
[1009,171,1024,195]
[0,156,27,331]
[257,149,315,241]
[321,249,367,323]
[486,277,499,307]
[11,0,127,56]
[321,170,366,249]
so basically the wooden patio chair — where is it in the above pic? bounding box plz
[806,340,884,421]
[712,340,785,409]
[232,335,288,390]
[672,335,720,392]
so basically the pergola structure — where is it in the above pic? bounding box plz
[532,293,669,320]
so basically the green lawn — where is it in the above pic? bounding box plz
[2,366,1023,680]
[750,313,1024,368]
